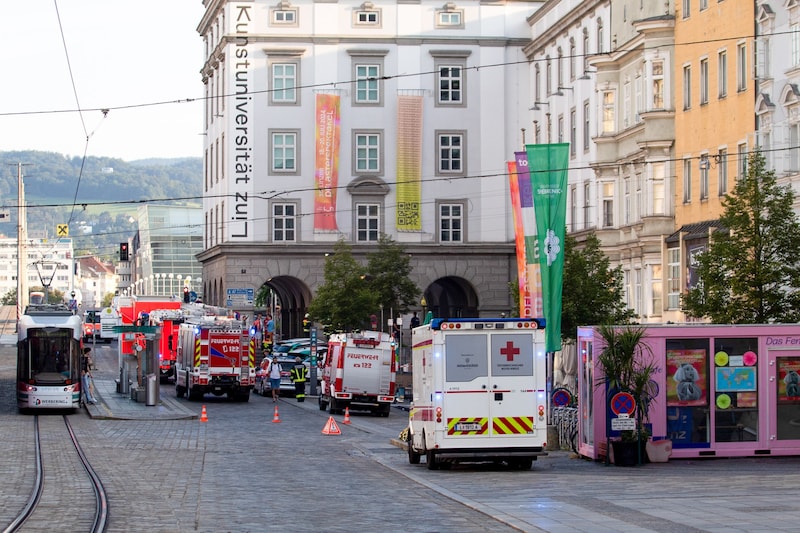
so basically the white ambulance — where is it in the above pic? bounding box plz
[407,317,549,470]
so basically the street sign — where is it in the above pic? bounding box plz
[611,414,636,431]
[226,288,254,307]
[57,224,69,236]
[610,391,636,415]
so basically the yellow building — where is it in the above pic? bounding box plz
[668,0,756,321]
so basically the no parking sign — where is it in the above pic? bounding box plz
[610,391,636,416]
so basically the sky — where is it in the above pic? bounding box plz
[1,1,207,162]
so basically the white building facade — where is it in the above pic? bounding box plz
[0,237,75,302]
[197,0,542,337]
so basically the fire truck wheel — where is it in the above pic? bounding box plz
[318,397,327,411]
[176,384,186,398]
[407,437,421,464]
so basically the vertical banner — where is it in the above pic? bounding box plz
[314,94,341,231]
[396,95,423,230]
[514,151,543,318]
[526,143,570,353]
[508,161,531,318]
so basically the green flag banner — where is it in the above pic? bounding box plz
[525,143,569,353]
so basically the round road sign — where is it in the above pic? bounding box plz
[610,391,636,415]
[552,388,572,407]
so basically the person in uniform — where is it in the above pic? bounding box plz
[290,356,308,402]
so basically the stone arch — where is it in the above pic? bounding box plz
[259,275,313,340]
[420,276,479,319]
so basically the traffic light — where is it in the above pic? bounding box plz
[183,286,190,303]
[119,242,129,261]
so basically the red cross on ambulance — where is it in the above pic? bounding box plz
[500,341,520,362]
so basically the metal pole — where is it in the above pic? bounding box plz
[16,163,29,321]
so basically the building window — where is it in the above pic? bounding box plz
[738,142,747,180]
[624,177,631,225]
[570,108,577,156]
[700,58,709,104]
[583,28,590,72]
[270,62,298,104]
[718,149,728,196]
[583,100,590,150]
[700,0,707,10]
[558,115,564,143]
[583,181,591,226]
[270,131,299,173]
[602,182,614,227]
[793,24,800,67]
[737,42,747,92]
[682,0,691,18]
[438,64,463,104]
[569,38,576,81]
[667,247,680,309]
[355,63,381,104]
[652,60,664,109]
[557,47,564,88]
[700,156,709,199]
[356,203,380,242]
[354,8,380,26]
[755,37,770,81]
[570,186,577,231]
[683,159,692,203]
[436,6,463,28]
[439,203,463,243]
[271,8,298,25]
[623,79,631,128]
[534,64,541,102]
[354,132,382,174]
[718,50,727,98]
[546,56,552,95]
[437,132,464,175]
[602,90,615,133]
[790,125,800,172]
[597,19,604,54]
[272,203,296,242]
[683,64,692,109]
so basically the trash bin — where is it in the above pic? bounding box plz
[119,362,130,395]
[145,373,158,406]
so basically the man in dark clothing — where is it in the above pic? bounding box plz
[410,311,420,329]
[290,356,308,402]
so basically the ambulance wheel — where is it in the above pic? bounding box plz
[407,438,421,464]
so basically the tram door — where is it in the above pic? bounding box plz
[768,350,800,450]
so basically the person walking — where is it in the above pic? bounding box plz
[290,356,308,402]
[81,347,97,404]
[264,313,275,352]
[266,356,282,403]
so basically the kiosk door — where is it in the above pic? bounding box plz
[768,351,800,449]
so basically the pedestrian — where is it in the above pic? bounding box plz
[82,346,94,371]
[290,356,308,402]
[264,313,275,351]
[410,311,420,329]
[82,368,98,404]
[267,356,282,403]
[302,313,310,335]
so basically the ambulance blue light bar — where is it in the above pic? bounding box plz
[430,318,545,331]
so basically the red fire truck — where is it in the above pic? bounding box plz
[148,309,184,383]
[174,318,255,402]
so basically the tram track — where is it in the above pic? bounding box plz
[3,415,108,533]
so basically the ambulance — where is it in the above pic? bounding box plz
[407,317,549,470]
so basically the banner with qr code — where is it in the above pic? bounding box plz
[396,95,423,231]
[314,93,341,231]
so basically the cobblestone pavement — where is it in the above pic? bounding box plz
[4,341,800,532]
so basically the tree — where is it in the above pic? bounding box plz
[1,288,16,305]
[101,292,115,307]
[561,233,633,342]
[683,149,800,323]
[364,234,420,316]
[308,240,377,332]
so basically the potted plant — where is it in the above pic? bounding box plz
[595,324,658,466]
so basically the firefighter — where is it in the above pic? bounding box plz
[302,313,310,336]
[290,356,308,402]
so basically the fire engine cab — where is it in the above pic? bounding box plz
[174,318,255,402]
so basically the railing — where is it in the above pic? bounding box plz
[550,406,579,452]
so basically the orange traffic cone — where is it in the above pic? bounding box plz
[272,405,281,423]
[200,405,208,423]
[322,416,342,435]
[342,407,351,424]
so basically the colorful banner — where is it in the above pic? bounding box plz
[526,143,569,353]
[508,161,530,318]
[513,152,543,318]
[314,94,341,230]
[396,95,423,230]
[666,349,708,407]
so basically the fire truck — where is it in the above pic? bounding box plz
[116,296,182,359]
[174,318,255,402]
[318,331,396,416]
[148,309,184,383]
[406,318,549,470]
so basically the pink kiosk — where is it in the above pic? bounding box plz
[577,324,800,460]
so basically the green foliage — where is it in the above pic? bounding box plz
[1,151,201,261]
[364,234,420,315]
[101,292,115,307]
[308,240,378,332]
[683,149,800,323]
[561,233,633,341]
[1,288,16,305]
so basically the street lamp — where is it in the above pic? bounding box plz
[421,296,427,317]
[168,273,174,295]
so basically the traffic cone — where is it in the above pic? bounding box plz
[342,407,351,424]
[272,405,282,423]
[322,416,342,435]
[200,405,208,423]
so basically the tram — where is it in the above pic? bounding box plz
[17,304,83,411]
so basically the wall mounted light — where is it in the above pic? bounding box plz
[530,101,550,111]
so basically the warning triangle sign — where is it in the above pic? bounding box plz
[321,416,342,435]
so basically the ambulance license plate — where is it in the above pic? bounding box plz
[455,422,481,431]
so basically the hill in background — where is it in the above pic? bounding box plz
[0,151,202,259]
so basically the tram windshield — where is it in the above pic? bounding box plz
[20,328,77,384]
